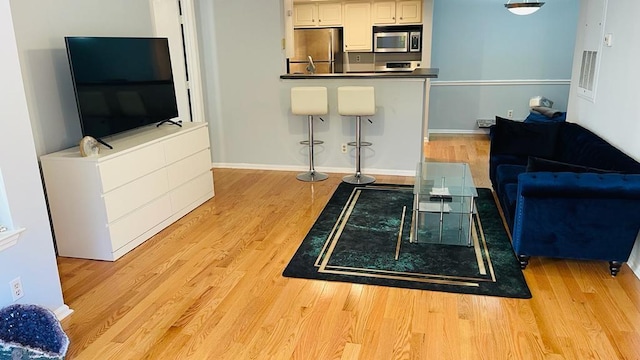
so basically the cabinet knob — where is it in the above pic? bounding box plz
[318,19,321,22]
[392,17,395,20]
[400,17,403,20]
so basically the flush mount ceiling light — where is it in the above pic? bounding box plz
[505,1,545,16]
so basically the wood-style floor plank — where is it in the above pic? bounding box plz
[58,134,640,359]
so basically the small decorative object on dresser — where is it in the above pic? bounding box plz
[79,136,100,157]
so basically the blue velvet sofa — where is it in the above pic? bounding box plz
[490,118,640,276]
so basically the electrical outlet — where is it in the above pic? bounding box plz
[507,109,514,119]
[355,55,361,63]
[341,143,348,153]
[10,277,24,301]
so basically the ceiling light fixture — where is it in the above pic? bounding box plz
[505,1,545,16]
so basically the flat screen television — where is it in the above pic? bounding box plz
[65,36,179,146]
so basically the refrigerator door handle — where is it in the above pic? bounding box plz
[329,31,334,74]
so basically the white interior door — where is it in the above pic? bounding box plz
[148,0,206,123]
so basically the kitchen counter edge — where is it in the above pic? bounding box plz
[280,68,439,80]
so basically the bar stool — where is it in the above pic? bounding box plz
[338,86,376,185]
[291,86,329,182]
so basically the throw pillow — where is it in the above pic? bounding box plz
[524,111,567,123]
[490,117,561,158]
[526,157,618,174]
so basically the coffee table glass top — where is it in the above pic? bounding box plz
[411,162,478,246]
[414,162,477,199]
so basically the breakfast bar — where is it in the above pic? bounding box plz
[280,68,439,80]
[280,68,438,176]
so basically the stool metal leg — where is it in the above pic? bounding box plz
[297,115,328,182]
[343,115,375,185]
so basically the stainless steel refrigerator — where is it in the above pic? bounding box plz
[289,28,343,74]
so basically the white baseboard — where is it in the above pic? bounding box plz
[54,304,73,321]
[627,237,640,279]
[630,261,639,279]
[211,163,415,177]
[428,129,490,135]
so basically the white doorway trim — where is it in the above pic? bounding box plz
[179,0,206,123]
[148,0,206,123]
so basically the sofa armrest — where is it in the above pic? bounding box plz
[511,172,640,262]
[517,172,640,199]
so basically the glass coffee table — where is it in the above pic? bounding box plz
[410,162,478,246]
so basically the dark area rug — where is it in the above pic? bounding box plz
[283,183,531,299]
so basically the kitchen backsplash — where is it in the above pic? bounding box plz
[343,52,422,73]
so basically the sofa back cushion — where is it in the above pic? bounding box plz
[526,157,620,174]
[555,123,640,173]
[490,117,561,158]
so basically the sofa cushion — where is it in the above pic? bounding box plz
[524,110,566,123]
[490,117,561,159]
[489,154,528,190]
[555,122,640,173]
[526,157,618,174]
[496,164,526,196]
[500,183,519,231]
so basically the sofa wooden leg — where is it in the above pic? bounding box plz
[609,261,622,277]
[518,255,530,269]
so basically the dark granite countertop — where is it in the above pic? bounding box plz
[280,68,439,80]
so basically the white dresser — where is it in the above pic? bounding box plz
[40,122,214,261]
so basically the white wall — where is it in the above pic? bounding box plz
[196,0,289,168]
[2,0,157,314]
[567,0,640,277]
[9,0,155,156]
[0,0,67,315]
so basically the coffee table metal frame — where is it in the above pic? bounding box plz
[410,161,478,246]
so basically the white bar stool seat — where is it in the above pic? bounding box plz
[291,86,329,182]
[338,86,376,185]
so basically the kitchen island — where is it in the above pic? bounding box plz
[280,68,438,176]
[280,67,438,80]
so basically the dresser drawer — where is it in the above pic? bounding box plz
[166,149,212,189]
[103,168,169,223]
[170,171,213,213]
[99,142,165,193]
[164,126,210,164]
[108,195,172,252]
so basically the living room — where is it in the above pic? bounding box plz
[1,0,639,358]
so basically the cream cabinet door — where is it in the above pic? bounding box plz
[343,2,372,52]
[372,1,396,24]
[294,3,317,27]
[318,3,342,26]
[397,0,422,24]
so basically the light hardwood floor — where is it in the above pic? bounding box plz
[58,135,640,359]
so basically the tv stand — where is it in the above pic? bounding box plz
[157,119,182,128]
[40,122,214,261]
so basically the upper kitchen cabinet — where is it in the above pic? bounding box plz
[373,0,422,25]
[343,2,372,51]
[372,2,396,24]
[294,2,342,27]
[397,1,422,24]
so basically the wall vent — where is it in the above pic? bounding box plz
[579,50,597,92]
[577,0,608,102]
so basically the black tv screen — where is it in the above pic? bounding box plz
[65,36,179,140]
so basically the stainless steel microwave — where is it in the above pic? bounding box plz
[373,25,422,53]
